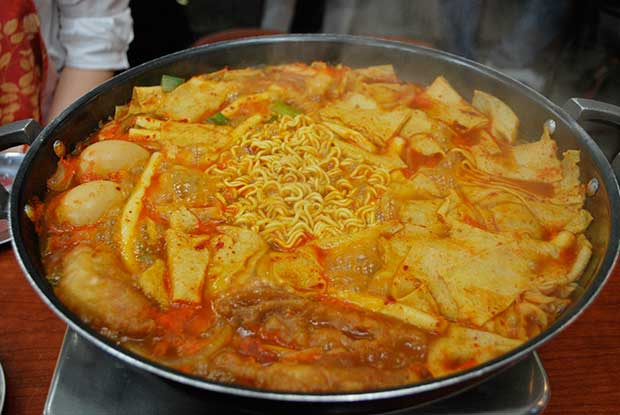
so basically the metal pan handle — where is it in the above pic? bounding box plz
[0,119,42,220]
[564,98,620,179]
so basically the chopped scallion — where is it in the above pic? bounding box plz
[272,101,301,117]
[206,112,230,125]
[161,74,185,92]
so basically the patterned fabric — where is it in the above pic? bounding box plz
[0,0,47,125]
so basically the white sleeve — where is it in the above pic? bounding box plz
[57,0,134,70]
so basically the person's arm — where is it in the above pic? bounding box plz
[47,67,114,120]
[43,0,133,121]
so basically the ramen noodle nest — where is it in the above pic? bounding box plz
[31,62,593,392]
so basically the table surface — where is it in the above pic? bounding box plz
[1,245,619,415]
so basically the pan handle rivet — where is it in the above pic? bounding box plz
[544,119,556,135]
[586,178,599,196]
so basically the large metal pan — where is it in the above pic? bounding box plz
[1,35,619,414]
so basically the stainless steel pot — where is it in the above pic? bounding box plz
[1,35,619,414]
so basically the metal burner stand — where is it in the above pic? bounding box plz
[45,330,549,414]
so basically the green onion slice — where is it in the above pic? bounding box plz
[272,101,301,117]
[161,74,185,92]
[206,112,230,125]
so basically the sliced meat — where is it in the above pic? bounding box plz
[204,351,426,392]
[207,285,430,390]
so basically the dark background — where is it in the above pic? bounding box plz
[127,0,620,107]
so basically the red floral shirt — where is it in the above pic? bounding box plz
[0,0,47,125]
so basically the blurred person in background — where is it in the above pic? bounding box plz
[320,0,619,105]
[127,0,618,108]
[6,0,610,126]
[0,0,133,126]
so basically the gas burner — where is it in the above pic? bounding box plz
[45,330,549,414]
